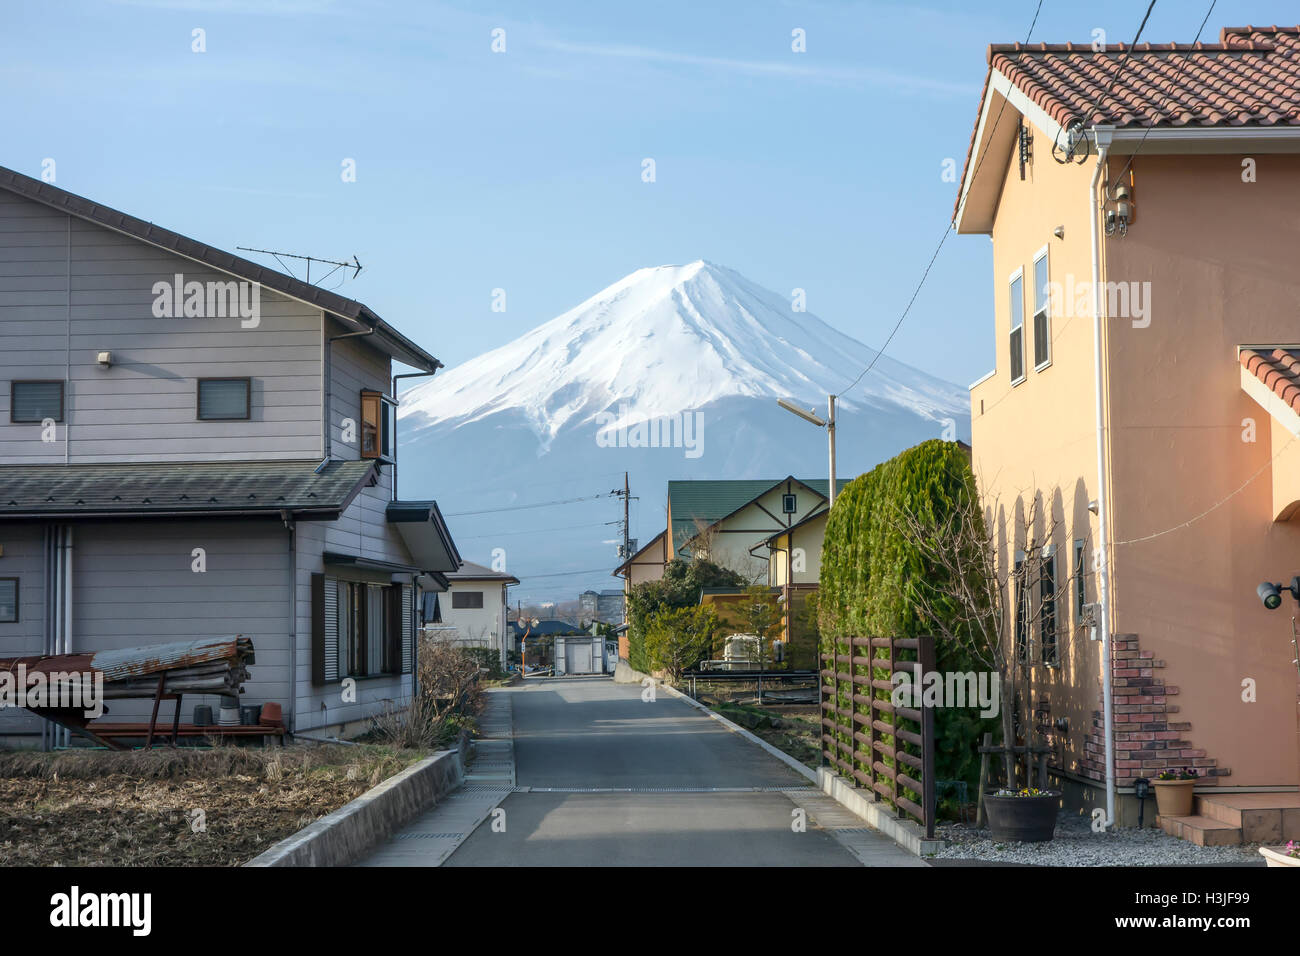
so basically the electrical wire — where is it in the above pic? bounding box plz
[1106,0,1218,192]
[840,0,1044,399]
[443,491,613,518]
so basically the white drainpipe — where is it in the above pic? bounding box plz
[1089,130,1115,825]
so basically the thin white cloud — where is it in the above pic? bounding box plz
[539,39,973,96]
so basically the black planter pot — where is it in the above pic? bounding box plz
[984,791,1060,842]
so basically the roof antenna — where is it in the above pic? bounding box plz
[237,247,362,286]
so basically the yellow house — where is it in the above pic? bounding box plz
[759,509,828,652]
[956,24,1300,838]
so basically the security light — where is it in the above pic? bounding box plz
[1258,577,1300,610]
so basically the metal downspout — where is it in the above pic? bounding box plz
[1090,132,1116,825]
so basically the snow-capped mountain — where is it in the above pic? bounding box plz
[398,261,969,601]
[402,260,962,449]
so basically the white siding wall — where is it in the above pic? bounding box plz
[0,191,324,463]
[438,580,508,652]
[0,525,49,735]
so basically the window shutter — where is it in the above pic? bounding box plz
[324,576,339,681]
[311,573,325,685]
[312,573,341,685]
[401,583,413,674]
[310,572,340,686]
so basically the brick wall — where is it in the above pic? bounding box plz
[1080,633,1228,785]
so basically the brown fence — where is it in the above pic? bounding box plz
[819,635,937,839]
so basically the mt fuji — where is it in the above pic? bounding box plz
[398,261,969,601]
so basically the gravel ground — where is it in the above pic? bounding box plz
[933,811,1265,866]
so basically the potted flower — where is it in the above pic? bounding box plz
[1153,767,1198,818]
[983,787,1060,842]
[1259,841,1300,867]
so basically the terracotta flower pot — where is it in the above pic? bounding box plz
[1153,778,1196,818]
[1259,846,1300,867]
[984,791,1060,842]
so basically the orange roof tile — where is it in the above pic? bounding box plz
[955,25,1300,222]
[1241,347,1300,416]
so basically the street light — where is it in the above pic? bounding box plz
[777,395,837,506]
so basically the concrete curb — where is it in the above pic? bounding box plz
[244,745,466,868]
[656,680,818,784]
[817,767,946,857]
[649,672,942,858]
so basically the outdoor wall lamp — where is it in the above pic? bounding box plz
[1133,776,1150,829]
[1257,577,1300,610]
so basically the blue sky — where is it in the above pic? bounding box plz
[4,0,1296,389]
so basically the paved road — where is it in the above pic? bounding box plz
[367,676,923,867]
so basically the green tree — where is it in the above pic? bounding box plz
[643,605,720,681]
[626,558,746,672]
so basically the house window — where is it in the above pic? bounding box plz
[311,574,411,684]
[1032,247,1051,370]
[360,390,397,460]
[1014,552,1028,662]
[339,580,399,677]
[11,381,64,423]
[1040,549,1058,666]
[0,578,17,622]
[1073,540,1086,621]
[782,493,797,514]
[1008,271,1025,385]
[452,590,484,609]
[197,378,250,420]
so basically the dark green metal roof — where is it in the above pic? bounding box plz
[0,459,375,520]
[666,477,842,556]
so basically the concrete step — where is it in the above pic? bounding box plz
[1158,813,1242,846]
[1195,792,1300,843]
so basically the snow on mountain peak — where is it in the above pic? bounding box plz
[400,261,966,446]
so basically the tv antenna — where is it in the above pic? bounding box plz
[237,247,362,287]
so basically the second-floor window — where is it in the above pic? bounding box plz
[452,590,484,609]
[1009,270,1025,385]
[11,380,64,423]
[1032,247,1051,370]
[197,378,250,420]
[360,389,397,460]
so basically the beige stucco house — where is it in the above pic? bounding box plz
[428,560,518,660]
[956,24,1300,838]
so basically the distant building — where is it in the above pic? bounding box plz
[579,589,626,624]
[427,560,519,660]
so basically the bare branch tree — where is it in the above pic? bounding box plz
[897,483,1086,791]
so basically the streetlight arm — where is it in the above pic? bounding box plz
[776,397,827,427]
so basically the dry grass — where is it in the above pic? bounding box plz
[0,743,426,867]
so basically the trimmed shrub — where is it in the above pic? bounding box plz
[818,439,996,813]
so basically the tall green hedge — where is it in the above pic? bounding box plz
[818,439,995,812]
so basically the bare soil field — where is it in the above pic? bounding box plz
[0,744,427,867]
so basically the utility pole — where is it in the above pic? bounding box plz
[612,473,637,561]
[827,395,837,507]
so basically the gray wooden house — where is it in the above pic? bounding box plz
[0,165,460,745]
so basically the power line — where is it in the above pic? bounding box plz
[840,0,1044,399]
[1106,0,1218,191]
[453,520,611,540]
[518,567,616,580]
[443,491,613,518]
